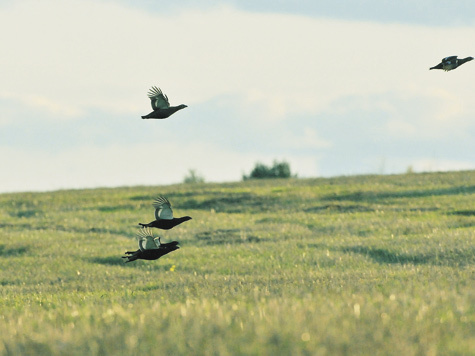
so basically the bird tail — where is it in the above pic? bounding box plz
[141,111,155,119]
[122,252,139,263]
[122,256,137,263]
[430,63,443,70]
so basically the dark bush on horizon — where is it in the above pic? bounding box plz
[243,160,295,180]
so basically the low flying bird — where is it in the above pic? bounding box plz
[122,228,180,263]
[430,55,474,71]
[139,196,192,230]
[141,86,187,119]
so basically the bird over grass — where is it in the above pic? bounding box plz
[430,55,473,71]
[141,86,187,119]
[122,228,180,263]
[139,196,192,230]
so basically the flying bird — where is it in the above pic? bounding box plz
[430,56,474,71]
[139,196,192,230]
[122,228,180,263]
[141,86,187,119]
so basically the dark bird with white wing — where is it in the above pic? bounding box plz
[122,228,180,263]
[430,56,473,71]
[141,86,187,119]
[139,196,192,230]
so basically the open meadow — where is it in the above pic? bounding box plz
[0,171,474,355]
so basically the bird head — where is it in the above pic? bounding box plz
[162,241,180,253]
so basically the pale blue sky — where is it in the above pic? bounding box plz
[1,0,475,192]
[101,0,475,26]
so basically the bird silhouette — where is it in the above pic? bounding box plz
[430,56,473,71]
[141,86,187,119]
[122,228,179,263]
[139,196,192,230]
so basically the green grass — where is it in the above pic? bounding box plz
[0,171,474,355]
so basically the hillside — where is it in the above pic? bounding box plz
[0,171,474,355]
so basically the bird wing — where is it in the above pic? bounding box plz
[147,86,170,110]
[442,56,457,64]
[153,196,174,220]
[137,228,160,251]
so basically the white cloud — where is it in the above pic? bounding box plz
[386,120,417,137]
[286,128,333,150]
[0,92,82,122]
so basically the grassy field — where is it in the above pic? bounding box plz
[0,171,474,355]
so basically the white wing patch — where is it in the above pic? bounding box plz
[136,228,161,251]
[147,86,170,110]
[442,56,457,63]
[153,196,174,220]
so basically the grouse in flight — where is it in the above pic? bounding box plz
[430,56,473,71]
[122,228,180,263]
[141,86,187,119]
[139,196,192,230]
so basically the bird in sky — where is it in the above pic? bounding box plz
[141,86,187,119]
[122,228,180,263]
[139,196,192,230]
[430,56,474,71]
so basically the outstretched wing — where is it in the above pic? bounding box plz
[153,196,174,220]
[442,56,457,64]
[147,86,170,110]
[136,228,160,251]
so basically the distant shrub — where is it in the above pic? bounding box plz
[243,160,295,180]
[183,169,205,184]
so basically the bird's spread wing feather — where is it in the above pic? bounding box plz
[153,196,174,220]
[442,56,457,63]
[136,228,160,251]
[147,86,170,110]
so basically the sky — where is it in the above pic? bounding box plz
[1,0,475,193]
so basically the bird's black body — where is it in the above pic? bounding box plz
[138,216,192,230]
[142,105,187,119]
[430,56,474,71]
[141,86,187,119]
[122,241,179,263]
[139,196,192,230]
